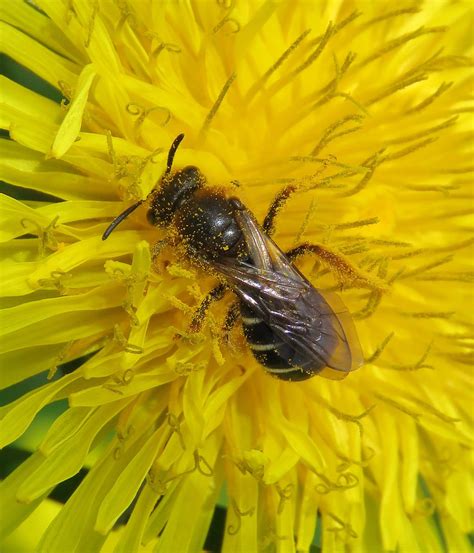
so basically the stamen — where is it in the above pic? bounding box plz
[167,413,185,449]
[364,7,420,27]
[115,1,137,35]
[308,390,375,437]
[199,72,237,138]
[405,81,453,114]
[291,22,334,78]
[416,272,474,283]
[227,499,255,535]
[398,254,453,280]
[385,343,434,371]
[37,270,72,295]
[146,461,195,495]
[326,512,358,540]
[146,472,168,495]
[360,26,446,67]
[231,452,265,481]
[336,472,359,489]
[84,0,99,48]
[312,52,357,108]
[150,42,181,60]
[21,216,60,257]
[194,450,214,476]
[340,148,385,196]
[405,184,458,195]
[294,197,317,245]
[366,74,428,107]
[352,290,382,320]
[425,54,471,71]
[383,132,438,157]
[106,130,117,166]
[47,341,74,379]
[275,483,293,514]
[174,361,207,375]
[113,425,135,459]
[375,393,421,420]
[122,301,139,326]
[311,114,365,156]
[332,10,362,34]
[164,295,194,315]
[245,29,311,102]
[57,80,73,109]
[414,497,436,517]
[103,368,135,395]
[113,324,144,354]
[211,336,225,365]
[387,116,457,145]
[365,332,394,364]
[213,17,240,34]
[65,0,77,24]
[402,311,455,319]
[126,102,172,144]
[371,239,411,247]
[410,398,460,424]
[334,217,379,230]
[336,446,375,471]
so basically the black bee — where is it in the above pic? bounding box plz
[102,134,363,381]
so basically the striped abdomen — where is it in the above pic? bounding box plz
[240,302,324,381]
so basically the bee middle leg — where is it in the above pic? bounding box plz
[263,185,297,237]
[222,301,240,338]
[189,283,228,333]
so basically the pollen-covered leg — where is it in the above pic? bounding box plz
[189,283,228,333]
[286,243,386,291]
[222,300,240,338]
[151,236,175,262]
[262,185,297,237]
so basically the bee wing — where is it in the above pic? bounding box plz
[215,205,363,378]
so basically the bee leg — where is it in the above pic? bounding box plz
[285,243,322,262]
[263,185,297,237]
[151,237,171,260]
[189,283,228,333]
[286,243,341,282]
[222,301,240,338]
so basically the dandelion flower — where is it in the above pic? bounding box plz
[1,1,473,552]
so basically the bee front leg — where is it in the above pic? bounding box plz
[189,283,228,333]
[151,238,169,260]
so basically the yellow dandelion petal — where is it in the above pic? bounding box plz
[1,0,473,552]
[17,399,131,503]
[50,64,97,159]
[0,20,79,88]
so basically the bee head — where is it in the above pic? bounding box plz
[147,165,206,227]
[102,134,198,240]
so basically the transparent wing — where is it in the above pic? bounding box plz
[215,204,363,378]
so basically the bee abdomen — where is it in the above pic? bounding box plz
[240,303,314,381]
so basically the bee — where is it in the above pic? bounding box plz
[102,134,363,381]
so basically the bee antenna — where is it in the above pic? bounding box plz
[165,133,185,176]
[102,134,184,241]
[102,199,144,240]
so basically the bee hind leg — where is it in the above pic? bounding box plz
[286,243,359,290]
[189,283,228,333]
[285,243,324,263]
[263,185,297,237]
